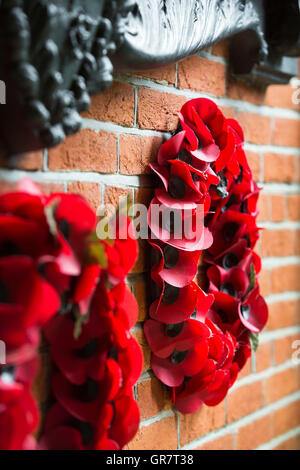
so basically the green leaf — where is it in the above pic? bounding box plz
[73,307,89,340]
[244,263,256,297]
[250,332,259,353]
[45,198,60,237]
[88,242,108,269]
[116,193,133,220]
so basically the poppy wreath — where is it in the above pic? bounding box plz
[144,98,268,414]
[0,179,142,450]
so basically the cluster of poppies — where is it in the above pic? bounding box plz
[144,98,268,414]
[0,180,142,449]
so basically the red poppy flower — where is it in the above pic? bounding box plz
[148,198,213,251]
[144,318,210,359]
[151,339,209,387]
[208,209,259,256]
[149,281,203,324]
[174,359,232,414]
[179,98,235,171]
[0,256,60,359]
[150,159,215,212]
[205,239,261,276]
[107,391,140,449]
[230,320,252,370]
[149,240,201,288]
[0,388,38,450]
[40,403,89,450]
[103,215,138,284]
[238,286,268,333]
[0,179,141,450]
[0,358,39,450]
[207,264,249,300]
[207,291,239,329]
[145,97,268,416]
[210,177,260,223]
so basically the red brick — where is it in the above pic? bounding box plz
[288,194,300,221]
[195,434,234,451]
[264,153,296,183]
[261,229,295,258]
[238,357,252,380]
[104,186,131,210]
[102,185,132,223]
[259,269,272,297]
[255,341,272,372]
[271,265,300,294]
[137,88,186,132]
[227,382,263,423]
[134,187,153,207]
[265,83,300,111]
[268,300,300,330]
[236,112,271,145]
[227,78,264,106]
[274,435,300,450]
[125,415,178,450]
[9,150,43,171]
[36,182,65,194]
[271,195,286,222]
[177,56,225,97]
[0,181,16,193]
[274,335,300,365]
[68,181,101,211]
[82,81,135,127]
[273,118,300,147]
[266,367,300,404]
[273,400,300,437]
[48,129,117,173]
[131,239,149,274]
[180,402,225,446]
[257,193,270,222]
[236,415,272,450]
[134,278,148,323]
[132,329,151,372]
[295,229,300,256]
[247,151,261,182]
[137,378,172,420]
[119,135,163,175]
[133,64,176,85]
[219,106,235,119]
[211,40,229,59]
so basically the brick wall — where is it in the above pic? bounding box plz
[1,40,300,451]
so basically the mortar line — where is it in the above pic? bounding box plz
[180,391,300,450]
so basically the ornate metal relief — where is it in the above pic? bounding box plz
[0,0,118,154]
[114,0,267,69]
[0,0,299,156]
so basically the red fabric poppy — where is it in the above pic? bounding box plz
[238,286,268,333]
[0,358,39,450]
[207,264,249,300]
[149,240,201,288]
[151,340,209,387]
[0,180,142,450]
[144,318,210,359]
[0,256,60,360]
[148,197,213,251]
[149,281,203,324]
[145,97,268,416]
